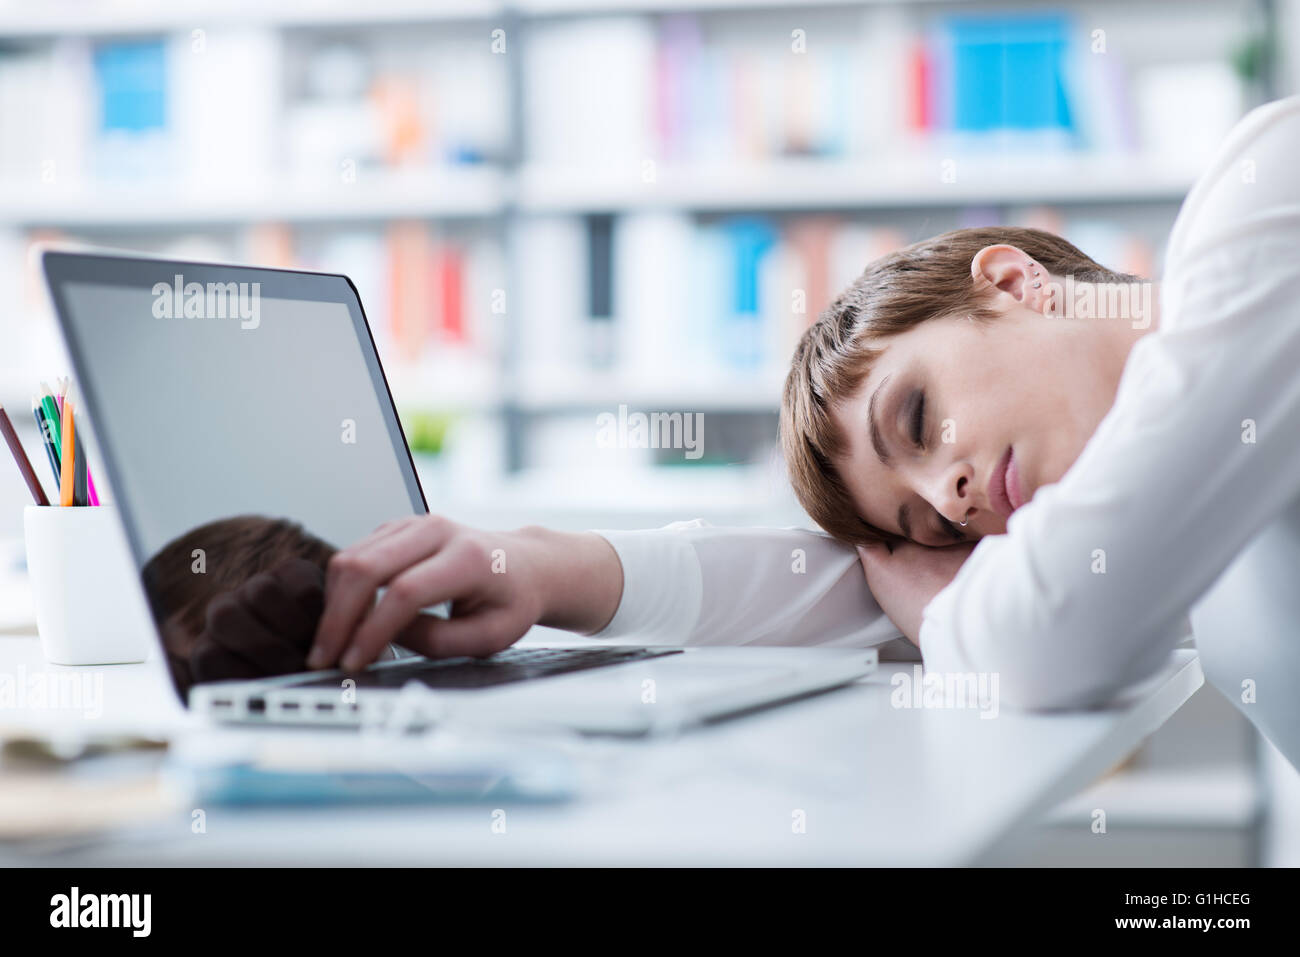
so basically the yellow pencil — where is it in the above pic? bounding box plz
[59,398,75,507]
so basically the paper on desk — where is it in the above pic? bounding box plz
[0,771,177,842]
[0,727,178,842]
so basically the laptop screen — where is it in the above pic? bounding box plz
[42,251,427,700]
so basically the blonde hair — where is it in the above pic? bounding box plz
[780,226,1138,546]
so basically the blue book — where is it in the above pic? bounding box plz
[93,40,167,133]
[719,217,777,370]
[943,14,1074,135]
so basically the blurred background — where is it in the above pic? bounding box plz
[0,0,1296,864]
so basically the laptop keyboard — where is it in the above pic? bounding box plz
[296,646,682,691]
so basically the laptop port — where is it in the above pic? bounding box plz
[315,702,334,711]
[280,701,300,711]
[248,698,266,714]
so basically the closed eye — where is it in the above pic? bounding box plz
[908,390,926,448]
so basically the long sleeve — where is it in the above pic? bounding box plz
[591,520,904,649]
[920,96,1300,709]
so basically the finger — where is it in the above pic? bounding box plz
[338,542,485,670]
[204,592,311,677]
[317,520,454,647]
[310,518,456,669]
[395,607,524,660]
[323,516,449,595]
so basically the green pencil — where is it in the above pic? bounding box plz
[38,381,62,449]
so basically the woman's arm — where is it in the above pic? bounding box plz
[309,516,903,670]
[919,96,1300,709]
[592,520,903,648]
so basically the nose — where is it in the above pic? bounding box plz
[925,460,975,526]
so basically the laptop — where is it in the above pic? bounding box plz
[41,249,876,736]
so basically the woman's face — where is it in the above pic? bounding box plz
[831,304,1126,546]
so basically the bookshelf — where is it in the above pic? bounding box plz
[0,1,507,37]
[0,168,506,227]
[0,0,1280,489]
[514,154,1203,213]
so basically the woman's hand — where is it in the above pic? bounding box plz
[856,540,978,647]
[307,516,624,672]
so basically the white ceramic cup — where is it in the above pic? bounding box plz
[23,504,154,665]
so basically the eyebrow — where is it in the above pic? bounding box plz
[867,374,893,467]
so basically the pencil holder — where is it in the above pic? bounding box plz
[23,504,153,665]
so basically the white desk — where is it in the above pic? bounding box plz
[0,627,1202,866]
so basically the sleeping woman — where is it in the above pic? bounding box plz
[291,96,1300,770]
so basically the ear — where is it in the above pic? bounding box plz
[970,244,1050,313]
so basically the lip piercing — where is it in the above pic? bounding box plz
[1032,281,1042,288]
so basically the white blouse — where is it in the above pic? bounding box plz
[593,95,1300,767]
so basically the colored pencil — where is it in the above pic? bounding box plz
[60,379,99,506]
[32,397,60,486]
[72,409,88,507]
[38,384,61,449]
[59,398,75,507]
[0,404,50,506]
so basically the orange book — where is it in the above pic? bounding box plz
[388,222,434,361]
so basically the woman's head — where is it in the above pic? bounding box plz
[781,226,1148,547]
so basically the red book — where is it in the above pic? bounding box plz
[435,244,465,344]
[906,40,931,133]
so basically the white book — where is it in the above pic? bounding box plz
[513,215,587,384]
[613,210,694,382]
[169,27,280,190]
[523,17,656,169]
